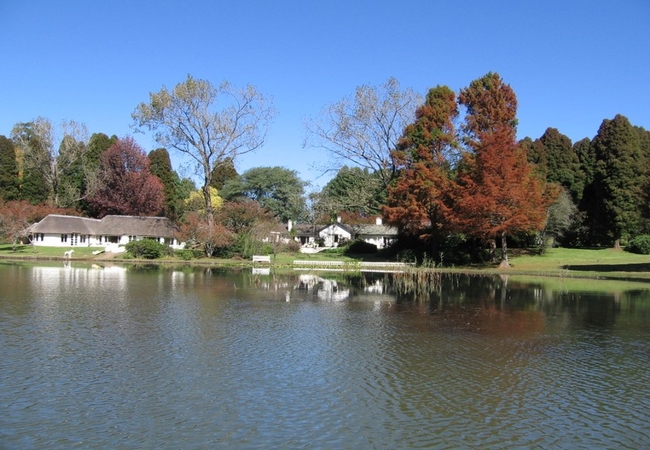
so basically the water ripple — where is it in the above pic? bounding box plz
[1,268,649,448]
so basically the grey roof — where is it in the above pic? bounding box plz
[353,224,398,237]
[290,221,398,238]
[292,224,319,236]
[97,216,178,237]
[319,223,355,234]
[28,215,100,234]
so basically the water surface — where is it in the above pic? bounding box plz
[1,263,649,448]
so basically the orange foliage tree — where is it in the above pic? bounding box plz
[384,86,458,258]
[455,73,552,267]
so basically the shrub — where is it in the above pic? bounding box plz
[345,239,377,254]
[175,249,198,260]
[625,235,650,255]
[283,239,301,253]
[125,239,170,259]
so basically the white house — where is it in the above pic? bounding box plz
[353,218,398,249]
[28,214,184,250]
[288,217,397,251]
[318,222,355,247]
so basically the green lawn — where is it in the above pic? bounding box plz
[0,244,99,259]
[509,247,650,275]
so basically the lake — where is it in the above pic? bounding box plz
[1,262,649,449]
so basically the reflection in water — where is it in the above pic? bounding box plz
[0,264,649,448]
[296,274,350,301]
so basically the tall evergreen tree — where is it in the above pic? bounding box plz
[11,123,50,204]
[538,128,584,202]
[0,135,20,201]
[520,136,546,171]
[149,147,180,219]
[573,137,594,187]
[588,115,647,247]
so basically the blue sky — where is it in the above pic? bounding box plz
[1,1,648,191]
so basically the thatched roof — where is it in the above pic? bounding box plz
[97,216,179,237]
[29,214,179,238]
[28,215,100,234]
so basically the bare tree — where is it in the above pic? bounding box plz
[305,77,422,189]
[11,117,89,207]
[132,75,276,223]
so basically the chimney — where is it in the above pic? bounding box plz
[336,216,342,223]
[376,217,383,226]
[287,219,293,232]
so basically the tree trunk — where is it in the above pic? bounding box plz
[498,231,510,268]
[613,238,621,249]
[489,238,497,262]
[202,183,214,227]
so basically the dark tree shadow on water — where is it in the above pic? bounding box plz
[562,263,650,273]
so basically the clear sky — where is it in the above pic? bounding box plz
[1,1,648,191]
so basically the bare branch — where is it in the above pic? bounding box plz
[305,77,422,188]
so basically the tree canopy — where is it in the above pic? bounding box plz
[149,147,181,219]
[316,166,384,220]
[222,166,307,223]
[384,85,458,243]
[132,75,275,223]
[11,117,90,207]
[305,77,422,190]
[0,135,19,201]
[87,137,164,217]
[454,73,551,266]
[586,115,649,246]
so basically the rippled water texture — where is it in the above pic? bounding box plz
[1,263,649,448]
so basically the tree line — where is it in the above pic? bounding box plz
[1,73,648,263]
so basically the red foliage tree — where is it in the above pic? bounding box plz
[455,73,552,267]
[178,211,235,256]
[87,137,164,217]
[0,200,72,248]
[384,86,458,256]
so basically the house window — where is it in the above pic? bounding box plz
[107,236,119,244]
[61,234,68,243]
[80,235,87,244]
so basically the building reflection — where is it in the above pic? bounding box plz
[297,274,350,301]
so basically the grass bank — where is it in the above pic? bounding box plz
[1,244,649,281]
[505,247,650,280]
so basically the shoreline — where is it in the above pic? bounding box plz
[2,253,650,284]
